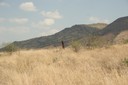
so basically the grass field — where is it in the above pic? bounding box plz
[0,44,128,85]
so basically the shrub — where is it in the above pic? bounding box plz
[122,58,128,66]
[71,40,81,52]
[4,44,19,55]
[123,39,128,44]
[85,35,110,49]
[70,35,110,51]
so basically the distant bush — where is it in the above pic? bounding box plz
[70,35,111,51]
[84,35,110,49]
[85,35,99,48]
[122,58,128,66]
[123,39,128,44]
[71,40,81,52]
[4,43,19,55]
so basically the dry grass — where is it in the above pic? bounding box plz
[0,44,128,85]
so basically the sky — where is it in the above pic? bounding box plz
[0,0,128,46]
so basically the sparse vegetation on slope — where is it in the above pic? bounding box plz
[4,44,20,55]
[0,44,128,85]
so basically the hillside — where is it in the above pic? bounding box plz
[114,31,128,44]
[1,16,128,50]
[1,24,101,50]
[101,16,128,35]
[0,44,128,85]
[100,16,128,42]
[88,23,107,29]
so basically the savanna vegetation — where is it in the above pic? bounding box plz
[0,44,128,85]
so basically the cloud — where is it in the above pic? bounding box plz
[0,2,10,7]
[0,26,30,34]
[0,18,29,24]
[0,18,6,22]
[20,2,36,12]
[41,18,55,26]
[41,10,62,19]
[9,18,29,24]
[32,18,55,28]
[41,29,59,36]
[88,16,109,23]
[35,10,63,28]
[31,10,62,29]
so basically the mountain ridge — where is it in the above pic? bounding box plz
[99,16,128,43]
[12,24,101,49]
[1,16,128,50]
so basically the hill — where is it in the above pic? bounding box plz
[101,16,128,35]
[88,23,107,29]
[1,24,101,50]
[1,16,128,50]
[100,16,128,42]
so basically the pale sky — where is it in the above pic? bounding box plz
[0,0,128,45]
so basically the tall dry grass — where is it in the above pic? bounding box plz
[0,44,128,85]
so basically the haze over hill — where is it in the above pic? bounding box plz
[1,16,128,50]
